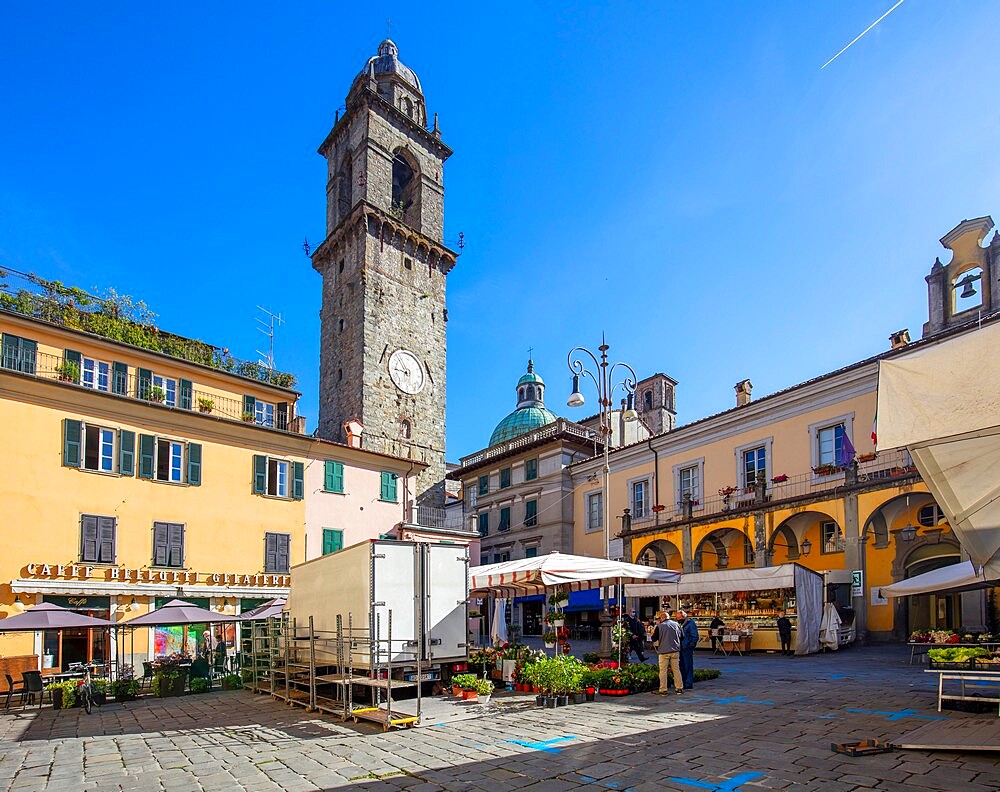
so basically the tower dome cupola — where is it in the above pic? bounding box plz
[349,39,426,125]
[489,359,558,447]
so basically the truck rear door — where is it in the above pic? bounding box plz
[423,543,468,662]
[372,541,418,664]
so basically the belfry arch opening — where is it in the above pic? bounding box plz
[391,148,421,228]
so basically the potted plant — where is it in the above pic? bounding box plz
[55,360,79,383]
[241,410,256,423]
[544,610,565,628]
[857,452,877,463]
[451,673,478,700]
[149,385,166,403]
[46,680,77,710]
[771,473,789,483]
[112,676,140,702]
[475,677,494,705]
[221,673,241,690]
[90,678,108,707]
[542,630,557,649]
[197,396,214,413]
[812,463,839,477]
[190,677,209,694]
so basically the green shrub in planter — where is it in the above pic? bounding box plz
[112,678,140,701]
[190,677,209,694]
[451,673,479,691]
[46,680,78,709]
[582,652,601,665]
[694,669,722,682]
[222,674,242,690]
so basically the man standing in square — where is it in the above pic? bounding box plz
[653,611,683,695]
[678,610,699,689]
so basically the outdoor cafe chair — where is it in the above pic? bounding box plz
[21,671,46,708]
[140,661,154,690]
[4,673,25,709]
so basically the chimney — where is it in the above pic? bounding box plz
[735,379,753,407]
[889,329,911,350]
[344,418,364,449]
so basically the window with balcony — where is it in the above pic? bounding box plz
[0,333,36,373]
[152,522,185,568]
[498,506,511,532]
[524,499,538,527]
[243,395,288,429]
[255,400,275,428]
[817,424,845,467]
[80,515,116,564]
[743,446,766,489]
[477,512,489,537]
[525,458,538,481]
[679,465,699,505]
[586,492,603,533]
[821,521,844,554]
[500,467,511,489]
[81,357,110,391]
[630,479,649,518]
[264,532,291,574]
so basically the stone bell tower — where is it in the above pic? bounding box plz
[311,39,456,516]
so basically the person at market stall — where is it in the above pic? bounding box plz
[624,609,648,663]
[677,610,699,689]
[709,613,725,652]
[652,611,683,695]
[777,610,793,656]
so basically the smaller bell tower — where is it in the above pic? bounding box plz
[923,216,1000,338]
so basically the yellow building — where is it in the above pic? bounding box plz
[0,273,419,673]
[572,216,999,641]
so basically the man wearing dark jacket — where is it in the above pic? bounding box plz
[678,610,699,689]
[624,609,647,662]
[777,611,793,656]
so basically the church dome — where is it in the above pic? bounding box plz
[356,39,423,94]
[488,359,558,446]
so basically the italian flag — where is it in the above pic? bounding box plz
[871,407,877,449]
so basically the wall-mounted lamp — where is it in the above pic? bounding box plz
[13,595,24,611]
[899,496,918,542]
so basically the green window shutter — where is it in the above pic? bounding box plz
[500,467,511,488]
[478,475,489,496]
[138,434,155,479]
[98,517,116,563]
[322,528,343,555]
[187,443,202,486]
[81,515,99,562]
[324,460,344,493]
[478,512,489,537]
[137,368,152,399]
[179,378,193,410]
[167,523,184,567]
[63,418,82,467]
[253,455,267,494]
[264,532,277,572]
[119,430,135,476]
[112,361,128,395]
[64,349,82,383]
[292,461,304,500]
[380,471,398,502]
[525,499,537,526]
[526,458,538,481]
[152,522,168,566]
[243,395,256,417]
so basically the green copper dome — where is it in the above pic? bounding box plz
[489,405,558,446]
[488,359,559,446]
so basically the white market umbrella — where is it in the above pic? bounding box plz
[877,320,1000,576]
[470,551,680,596]
[880,560,1000,597]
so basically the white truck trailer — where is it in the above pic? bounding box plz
[286,539,470,683]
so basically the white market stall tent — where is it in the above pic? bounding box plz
[877,320,1000,578]
[624,563,824,655]
[880,560,1000,598]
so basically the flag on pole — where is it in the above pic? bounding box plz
[838,430,856,468]
[871,407,878,449]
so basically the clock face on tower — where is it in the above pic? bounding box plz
[388,349,425,395]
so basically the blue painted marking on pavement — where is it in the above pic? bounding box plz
[846,707,946,722]
[506,735,577,753]
[683,694,774,706]
[667,771,765,791]
[829,674,847,679]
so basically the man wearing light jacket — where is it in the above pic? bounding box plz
[678,610,699,689]
[652,611,683,695]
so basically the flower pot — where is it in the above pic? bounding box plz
[585,688,597,702]
[536,694,545,706]
[571,693,586,704]
[452,685,463,697]
[599,689,629,696]
[543,641,556,649]
[550,619,565,628]
[544,696,557,708]
[478,694,491,705]
[557,695,569,707]
[51,688,63,710]
[462,689,478,700]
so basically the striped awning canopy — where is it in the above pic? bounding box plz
[470,552,679,596]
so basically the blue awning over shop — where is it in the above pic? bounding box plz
[513,594,545,605]
[563,588,621,612]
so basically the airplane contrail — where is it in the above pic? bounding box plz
[821,0,907,69]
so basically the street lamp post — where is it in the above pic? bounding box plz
[567,334,638,657]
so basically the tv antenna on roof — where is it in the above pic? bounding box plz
[256,306,284,370]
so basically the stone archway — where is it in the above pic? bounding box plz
[694,528,752,571]
[635,539,682,571]
[891,538,962,638]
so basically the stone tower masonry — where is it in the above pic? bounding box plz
[311,40,456,516]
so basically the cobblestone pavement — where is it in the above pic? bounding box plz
[2,645,999,791]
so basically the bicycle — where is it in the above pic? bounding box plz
[76,666,93,715]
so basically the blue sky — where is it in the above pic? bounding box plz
[1,2,997,459]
